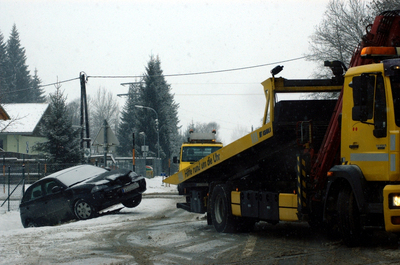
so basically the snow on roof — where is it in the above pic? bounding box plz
[0,103,49,134]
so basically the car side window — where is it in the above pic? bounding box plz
[30,184,43,200]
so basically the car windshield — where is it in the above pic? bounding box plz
[181,146,222,162]
[44,165,107,187]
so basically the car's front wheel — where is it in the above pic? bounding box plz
[26,220,37,228]
[122,194,142,208]
[74,199,95,220]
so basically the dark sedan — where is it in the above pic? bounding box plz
[20,165,146,228]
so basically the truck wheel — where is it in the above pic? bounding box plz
[337,186,361,247]
[177,184,184,195]
[210,184,237,233]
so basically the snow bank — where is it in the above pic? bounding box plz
[0,175,178,232]
[145,175,177,194]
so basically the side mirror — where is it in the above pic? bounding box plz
[351,74,374,122]
[173,156,179,163]
[352,106,368,122]
[51,186,62,193]
[373,126,386,138]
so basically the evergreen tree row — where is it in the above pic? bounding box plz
[117,56,180,170]
[33,86,82,168]
[0,24,45,103]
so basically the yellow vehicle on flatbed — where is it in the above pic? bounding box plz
[164,11,400,246]
[173,130,223,195]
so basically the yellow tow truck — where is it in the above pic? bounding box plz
[164,11,400,246]
[173,129,223,195]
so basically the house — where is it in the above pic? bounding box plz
[0,103,50,154]
[0,105,10,121]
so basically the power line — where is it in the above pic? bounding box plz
[36,56,308,88]
[175,94,264,96]
[88,56,307,79]
[38,77,80,88]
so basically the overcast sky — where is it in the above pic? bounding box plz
[1,0,331,144]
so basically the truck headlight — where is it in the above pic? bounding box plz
[389,193,400,209]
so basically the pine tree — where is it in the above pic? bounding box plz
[4,24,32,103]
[0,31,8,102]
[117,56,180,171]
[117,82,141,156]
[30,69,46,103]
[33,86,82,168]
[2,24,45,103]
[137,56,180,167]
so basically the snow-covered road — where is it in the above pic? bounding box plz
[2,176,400,265]
[0,176,187,264]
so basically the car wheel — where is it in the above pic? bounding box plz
[122,194,142,208]
[26,220,37,228]
[74,199,95,220]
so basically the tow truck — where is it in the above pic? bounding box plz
[173,129,223,196]
[164,10,400,246]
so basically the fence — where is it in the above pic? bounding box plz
[0,158,79,212]
[0,166,28,211]
[0,153,178,211]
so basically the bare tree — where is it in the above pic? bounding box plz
[90,87,119,140]
[183,121,222,142]
[66,98,82,127]
[307,0,369,78]
[230,125,251,143]
[367,0,400,16]
[0,115,25,133]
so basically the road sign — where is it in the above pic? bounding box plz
[92,122,120,147]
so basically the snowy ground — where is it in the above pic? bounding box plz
[2,176,400,264]
[0,175,176,230]
[0,176,184,264]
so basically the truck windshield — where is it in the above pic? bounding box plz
[182,146,222,162]
[390,75,400,127]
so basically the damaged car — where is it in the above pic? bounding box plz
[20,164,146,228]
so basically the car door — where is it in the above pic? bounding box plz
[20,181,49,226]
[42,179,71,224]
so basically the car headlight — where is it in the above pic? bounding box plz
[389,193,400,209]
[129,171,141,181]
[91,185,108,193]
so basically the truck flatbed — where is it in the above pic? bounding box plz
[164,78,342,186]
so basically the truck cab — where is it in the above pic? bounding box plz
[173,129,223,195]
[174,129,223,171]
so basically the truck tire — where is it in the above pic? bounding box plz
[337,186,361,247]
[210,184,237,233]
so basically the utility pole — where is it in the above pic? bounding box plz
[80,72,91,161]
[132,132,135,172]
[103,119,108,167]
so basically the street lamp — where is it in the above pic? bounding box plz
[139,131,146,145]
[135,105,159,158]
[139,132,147,157]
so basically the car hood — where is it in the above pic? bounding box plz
[73,169,142,187]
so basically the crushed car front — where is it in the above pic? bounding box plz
[79,169,146,210]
